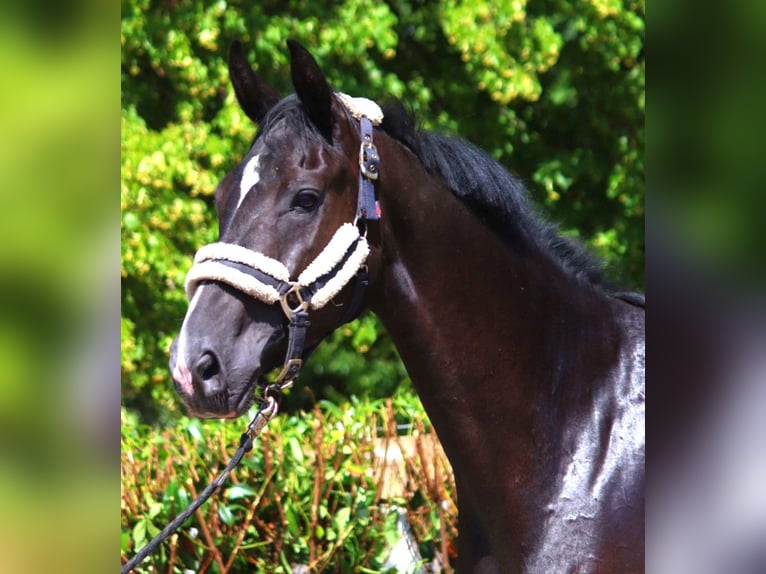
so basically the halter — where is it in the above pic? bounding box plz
[183,96,382,400]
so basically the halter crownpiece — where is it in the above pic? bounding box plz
[335,93,384,222]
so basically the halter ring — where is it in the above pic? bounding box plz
[279,283,308,318]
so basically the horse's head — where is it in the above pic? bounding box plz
[169,40,384,418]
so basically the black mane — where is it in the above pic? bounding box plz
[258,95,612,290]
[380,102,610,289]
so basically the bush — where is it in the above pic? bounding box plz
[121,391,457,572]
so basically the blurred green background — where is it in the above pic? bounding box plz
[121,0,645,425]
[0,1,116,572]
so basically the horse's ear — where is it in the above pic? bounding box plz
[228,41,280,124]
[287,39,333,142]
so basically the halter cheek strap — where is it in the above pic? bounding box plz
[357,116,380,221]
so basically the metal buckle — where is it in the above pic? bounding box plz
[279,283,308,318]
[359,140,380,180]
[274,358,302,389]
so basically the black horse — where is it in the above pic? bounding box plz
[169,40,645,573]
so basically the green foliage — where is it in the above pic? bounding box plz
[121,392,456,571]
[121,0,644,422]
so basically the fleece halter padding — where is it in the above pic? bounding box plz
[186,243,290,304]
[185,223,370,312]
[336,92,383,125]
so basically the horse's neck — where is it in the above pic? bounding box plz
[369,138,627,536]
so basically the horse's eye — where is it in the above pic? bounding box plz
[292,189,321,212]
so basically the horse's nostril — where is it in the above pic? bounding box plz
[196,351,221,382]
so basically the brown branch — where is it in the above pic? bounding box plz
[167,533,178,574]
[179,438,200,483]
[309,406,324,565]
[187,479,226,573]
[435,449,453,574]
[198,551,213,574]
[223,468,277,572]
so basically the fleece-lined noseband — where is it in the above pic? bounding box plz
[183,94,382,396]
[185,222,370,311]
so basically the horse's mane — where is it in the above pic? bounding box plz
[259,95,612,290]
[380,102,611,289]
[258,94,328,146]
